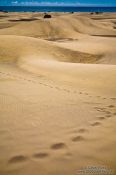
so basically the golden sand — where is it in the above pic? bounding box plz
[0,12,116,175]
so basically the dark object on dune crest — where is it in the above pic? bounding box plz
[44,14,52,18]
[90,12,103,15]
[90,12,94,15]
[95,12,103,14]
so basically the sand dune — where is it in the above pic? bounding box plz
[0,13,116,39]
[0,12,116,175]
[0,35,102,64]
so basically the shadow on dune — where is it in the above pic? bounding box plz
[46,38,78,42]
[9,18,39,22]
[0,15,8,18]
[92,34,116,37]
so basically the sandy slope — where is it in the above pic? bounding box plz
[0,12,116,175]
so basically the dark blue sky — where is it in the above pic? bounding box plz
[0,0,116,6]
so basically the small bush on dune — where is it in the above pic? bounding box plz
[44,14,52,18]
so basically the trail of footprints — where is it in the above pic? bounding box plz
[91,105,116,127]
[7,104,116,165]
[0,71,88,94]
[1,71,115,164]
[0,71,116,101]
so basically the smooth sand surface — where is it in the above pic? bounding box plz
[0,12,116,175]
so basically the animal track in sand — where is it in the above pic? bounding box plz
[63,88,70,93]
[51,142,66,150]
[0,71,94,98]
[2,71,110,101]
[8,155,28,164]
[0,71,73,94]
[71,135,85,142]
[49,86,53,88]
[91,122,101,127]
[33,152,49,159]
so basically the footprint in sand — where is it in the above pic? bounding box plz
[110,98,116,100]
[49,86,53,89]
[55,87,60,90]
[51,142,66,150]
[33,152,49,159]
[105,115,112,118]
[108,105,115,108]
[91,122,101,127]
[97,117,106,120]
[8,155,28,164]
[78,128,88,133]
[105,111,111,115]
[94,107,106,112]
[65,89,70,93]
[71,135,85,142]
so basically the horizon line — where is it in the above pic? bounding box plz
[0,5,116,7]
